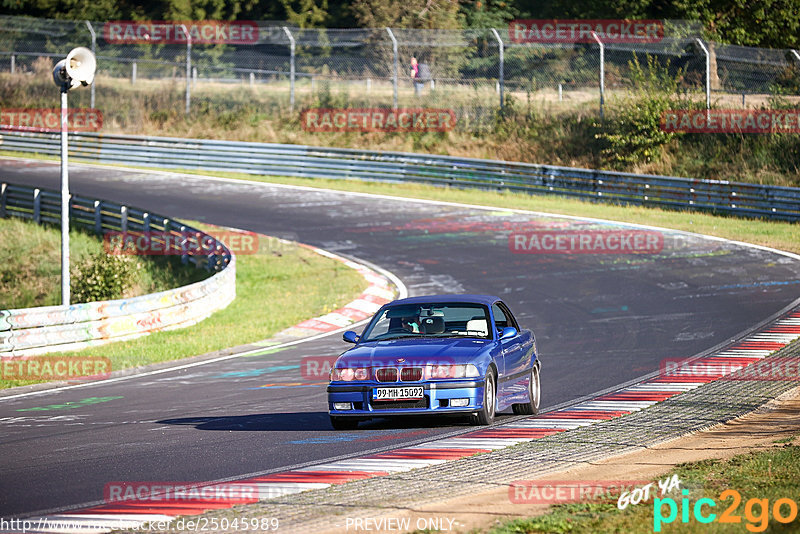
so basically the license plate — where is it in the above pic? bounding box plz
[373,386,424,401]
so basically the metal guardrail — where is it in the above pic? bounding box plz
[1,129,799,221]
[0,182,236,357]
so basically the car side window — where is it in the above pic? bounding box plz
[493,302,519,331]
[492,303,508,331]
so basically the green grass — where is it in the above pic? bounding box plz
[165,168,800,256]
[2,69,799,186]
[0,217,205,309]
[489,441,800,534]
[0,220,368,390]
[3,150,798,254]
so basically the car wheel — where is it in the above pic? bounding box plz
[330,416,359,430]
[473,371,496,425]
[512,366,540,416]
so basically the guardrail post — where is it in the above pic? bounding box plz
[1,183,7,218]
[386,28,398,110]
[695,38,711,112]
[85,21,96,109]
[282,27,296,112]
[490,28,504,109]
[143,212,150,233]
[180,225,188,264]
[591,32,604,120]
[93,200,102,233]
[120,205,128,233]
[33,188,41,223]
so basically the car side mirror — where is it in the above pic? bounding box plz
[342,330,359,344]
[500,327,517,340]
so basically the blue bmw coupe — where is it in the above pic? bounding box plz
[327,295,540,430]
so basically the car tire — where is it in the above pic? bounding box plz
[473,371,496,425]
[330,416,359,430]
[512,366,540,416]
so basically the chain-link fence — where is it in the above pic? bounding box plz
[1,15,799,132]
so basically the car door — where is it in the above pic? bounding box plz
[493,302,528,403]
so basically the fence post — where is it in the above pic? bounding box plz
[0,183,6,218]
[94,200,102,234]
[180,24,191,115]
[33,189,41,223]
[386,28,398,110]
[250,72,255,86]
[85,21,96,108]
[180,225,188,264]
[695,38,711,112]
[591,32,604,120]
[282,27,296,112]
[791,50,800,64]
[10,54,15,74]
[490,28,504,109]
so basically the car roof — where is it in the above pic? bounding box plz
[387,294,501,307]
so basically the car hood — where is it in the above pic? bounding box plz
[337,337,493,368]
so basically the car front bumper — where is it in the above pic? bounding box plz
[327,379,486,417]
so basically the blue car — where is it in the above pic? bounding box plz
[327,295,540,430]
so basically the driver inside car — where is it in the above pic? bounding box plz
[401,317,420,333]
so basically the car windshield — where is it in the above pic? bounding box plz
[361,303,492,342]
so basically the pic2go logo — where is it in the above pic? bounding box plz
[654,489,800,532]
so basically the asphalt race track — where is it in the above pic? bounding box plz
[2,158,800,518]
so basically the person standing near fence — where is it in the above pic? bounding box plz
[410,56,422,96]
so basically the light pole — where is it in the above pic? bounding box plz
[52,46,96,306]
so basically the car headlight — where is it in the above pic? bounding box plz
[330,367,370,381]
[425,364,479,379]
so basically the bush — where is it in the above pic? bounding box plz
[594,55,690,169]
[70,252,140,303]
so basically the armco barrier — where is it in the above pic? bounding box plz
[0,182,235,357]
[2,129,799,221]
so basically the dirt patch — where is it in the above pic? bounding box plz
[320,386,800,534]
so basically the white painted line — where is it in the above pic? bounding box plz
[254,482,331,499]
[506,419,598,429]
[626,383,702,391]
[748,333,798,342]
[419,438,527,449]
[298,459,445,472]
[574,400,658,410]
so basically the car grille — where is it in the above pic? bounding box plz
[375,368,398,382]
[371,397,429,410]
[375,367,423,382]
[401,367,422,381]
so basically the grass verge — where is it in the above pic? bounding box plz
[0,222,368,390]
[2,68,799,186]
[2,150,798,254]
[489,438,800,534]
[0,217,206,309]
